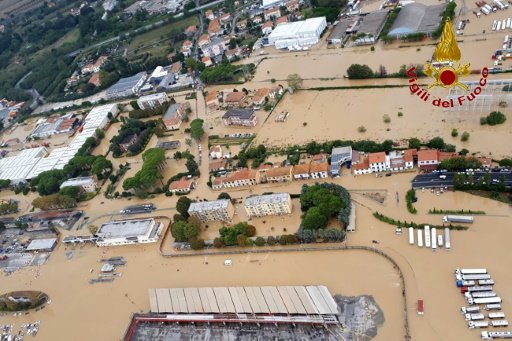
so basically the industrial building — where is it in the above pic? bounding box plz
[26,104,119,180]
[60,177,98,193]
[244,193,292,218]
[106,72,147,99]
[187,199,234,223]
[25,238,57,252]
[137,93,169,110]
[353,10,389,45]
[267,17,327,49]
[388,3,447,38]
[95,218,163,247]
[29,114,78,139]
[0,147,47,183]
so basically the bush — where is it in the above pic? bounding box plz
[451,128,458,137]
[461,131,470,142]
[267,236,276,246]
[347,64,374,79]
[189,238,204,250]
[484,111,506,126]
[397,112,403,117]
[480,117,487,125]
[383,114,391,123]
[405,189,417,214]
[357,126,367,133]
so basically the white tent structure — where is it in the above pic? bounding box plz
[267,17,327,49]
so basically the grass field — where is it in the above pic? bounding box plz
[127,16,198,58]
[51,28,80,49]
[0,0,41,18]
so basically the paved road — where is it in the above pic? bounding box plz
[411,171,512,189]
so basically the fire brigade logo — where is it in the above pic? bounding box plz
[424,20,471,90]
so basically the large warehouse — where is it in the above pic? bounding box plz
[388,3,447,38]
[95,218,163,247]
[267,17,327,49]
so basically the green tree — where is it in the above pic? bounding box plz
[286,73,303,91]
[217,192,231,200]
[171,220,199,242]
[427,137,445,150]
[461,131,470,142]
[190,119,204,140]
[91,157,113,177]
[485,111,506,125]
[301,207,328,230]
[451,128,458,137]
[189,238,205,250]
[255,236,265,246]
[130,100,140,110]
[347,64,374,79]
[59,186,81,198]
[408,138,421,150]
[176,196,192,218]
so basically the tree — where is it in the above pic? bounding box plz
[459,148,469,156]
[451,128,458,137]
[247,225,256,237]
[427,137,445,150]
[171,220,199,242]
[286,73,303,91]
[190,119,204,140]
[130,100,140,110]
[255,236,265,246]
[301,207,329,230]
[95,128,105,139]
[32,194,77,210]
[347,64,374,79]
[237,234,246,247]
[408,138,421,150]
[461,131,470,142]
[217,192,231,200]
[176,196,192,218]
[185,57,205,71]
[91,157,112,177]
[213,237,224,248]
[59,186,81,198]
[484,111,506,125]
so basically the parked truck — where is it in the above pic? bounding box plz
[481,331,512,339]
[456,269,488,275]
[444,215,474,223]
[469,321,489,328]
[444,228,451,250]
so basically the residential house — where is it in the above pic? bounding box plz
[209,159,228,172]
[237,19,248,30]
[286,0,300,12]
[162,102,190,130]
[330,146,352,176]
[253,16,263,24]
[119,134,138,153]
[81,56,107,75]
[198,34,210,48]
[225,47,241,61]
[244,193,292,217]
[276,16,288,26]
[293,163,310,180]
[312,152,327,163]
[478,156,492,168]
[264,7,281,20]
[266,166,293,183]
[213,168,260,189]
[202,56,213,67]
[206,90,220,109]
[169,178,195,194]
[262,21,273,34]
[137,92,169,110]
[185,25,197,36]
[222,108,257,127]
[210,145,222,159]
[369,152,389,172]
[170,61,182,75]
[212,177,223,190]
[220,13,231,24]
[60,177,98,193]
[269,85,284,99]
[182,40,193,56]
[439,151,458,162]
[208,19,222,36]
[388,151,405,172]
[205,9,215,20]
[88,72,102,87]
[417,149,439,172]
[352,158,371,175]
[188,199,234,223]
[403,149,416,169]
[251,88,270,106]
[310,162,329,178]
[224,91,246,107]
[201,37,225,58]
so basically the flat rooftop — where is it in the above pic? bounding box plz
[148,285,338,315]
[245,193,290,206]
[188,199,230,213]
[26,238,57,251]
[358,10,389,36]
[97,218,154,239]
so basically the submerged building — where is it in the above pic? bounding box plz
[388,3,447,38]
[267,17,327,49]
[95,218,163,246]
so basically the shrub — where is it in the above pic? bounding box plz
[485,111,506,126]
[303,122,307,126]
[383,114,391,123]
[451,128,458,137]
[405,189,417,214]
[480,117,487,125]
[357,126,367,133]
[267,236,276,246]
[397,112,403,117]
[255,237,265,246]
[461,131,470,142]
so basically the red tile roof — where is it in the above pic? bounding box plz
[169,179,194,191]
[369,152,386,164]
[418,149,438,162]
[352,158,370,171]
[225,91,245,103]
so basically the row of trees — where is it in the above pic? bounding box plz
[373,212,468,230]
[347,63,426,79]
[438,157,482,171]
[405,189,417,214]
[236,144,267,168]
[32,193,77,210]
[122,148,166,196]
[454,173,509,192]
[300,183,351,230]
[218,222,256,246]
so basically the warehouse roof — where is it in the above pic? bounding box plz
[26,238,57,251]
[0,147,47,181]
[389,3,447,36]
[97,218,155,239]
[357,10,389,36]
[148,285,338,315]
[107,72,146,94]
[269,17,326,39]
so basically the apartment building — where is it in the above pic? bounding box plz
[187,199,235,223]
[222,108,257,127]
[244,193,292,218]
[265,166,293,183]
[211,168,260,190]
[137,92,169,110]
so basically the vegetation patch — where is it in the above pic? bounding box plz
[122,148,166,197]
[109,118,159,157]
[0,291,49,312]
[480,111,506,126]
[429,208,486,215]
[300,183,351,230]
[405,189,417,214]
[373,212,468,230]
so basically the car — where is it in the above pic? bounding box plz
[439,175,447,179]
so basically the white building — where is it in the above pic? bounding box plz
[0,147,48,183]
[137,93,169,110]
[60,176,98,193]
[244,193,292,218]
[188,199,234,223]
[106,72,147,99]
[83,104,119,130]
[262,0,284,8]
[267,17,327,49]
[96,218,163,247]
[369,152,390,172]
